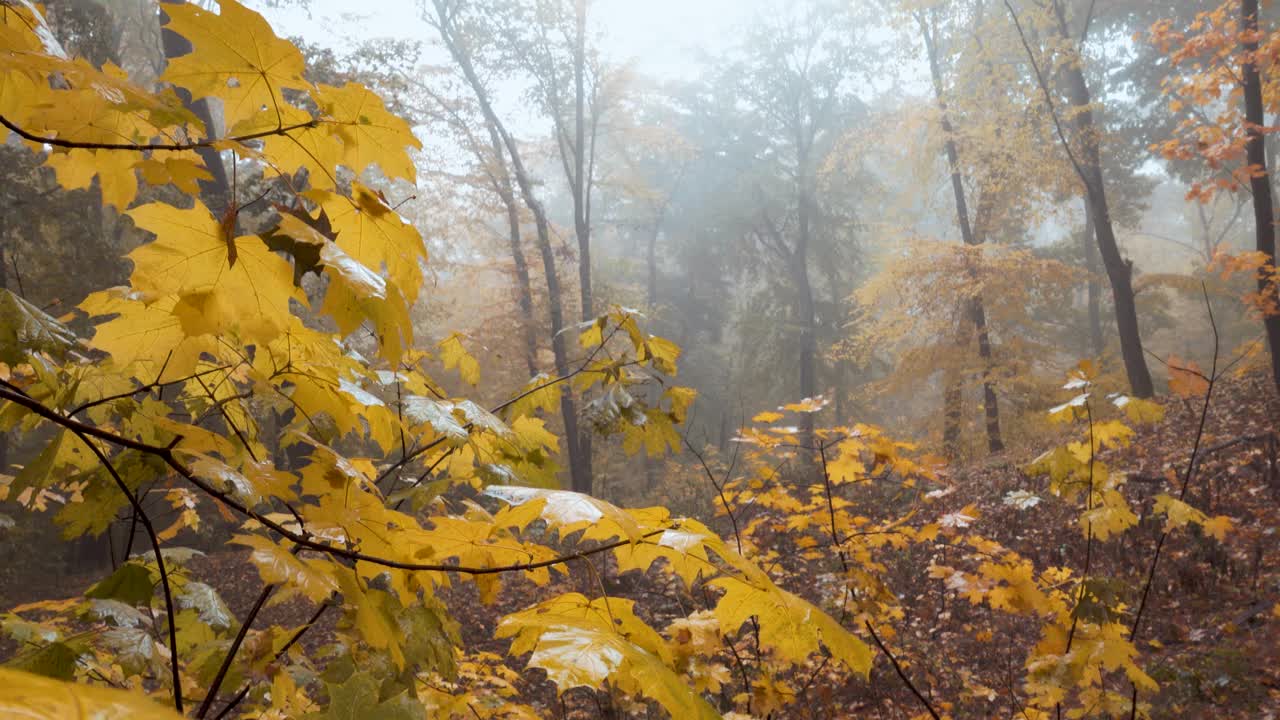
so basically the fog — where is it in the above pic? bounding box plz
[2,3,1278,718]
[258,0,757,79]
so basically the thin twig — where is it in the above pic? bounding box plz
[73,431,183,713]
[195,582,277,718]
[865,620,942,720]
[1127,285,1220,719]
[211,601,332,720]
[1003,0,1091,192]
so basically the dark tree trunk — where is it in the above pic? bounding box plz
[0,235,7,474]
[433,2,590,493]
[1083,195,1104,357]
[158,1,229,201]
[1051,1,1155,398]
[942,372,963,458]
[921,14,1003,453]
[486,125,540,378]
[1242,0,1280,393]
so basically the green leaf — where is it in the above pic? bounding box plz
[5,641,78,680]
[85,562,154,607]
[12,430,95,497]
[0,288,77,364]
[308,670,424,720]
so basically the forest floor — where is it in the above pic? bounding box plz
[8,369,1279,718]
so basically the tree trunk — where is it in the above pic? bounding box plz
[573,0,592,322]
[1083,195,1104,357]
[486,125,540,378]
[0,235,7,474]
[1052,2,1155,398]
[922,15,1003,453]
[158,1,229,201]
[1242,0,1280,393]
[795,142,818,445]
[433,2,590,493]
[646,223,659,310]
[942,372,963,459]
[571,0,594,491]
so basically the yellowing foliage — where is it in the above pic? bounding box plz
[0,4,1259,720]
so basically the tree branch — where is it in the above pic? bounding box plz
[865,620,942,720]
[1002,0,1091,193]
[73,430,183,714]
[195,581,277,719]
[0,114,318,152]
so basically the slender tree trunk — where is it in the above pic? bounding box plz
[942,371,963,458]
[921,15,1003,453]
[433,3,589,493]
[1050,1,1155,398]
[646,223,659,309]
[795,142,818,445]
[1083,195,1104,357]
[158,1,228,201]
[573,0,592,322]
[0,232,8,474]
[486,125,540,377]
[1242,0,1280,393]
[571,0,595,491]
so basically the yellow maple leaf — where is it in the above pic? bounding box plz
[0,667,185,720]
[315,184,428,303]
[160,0,309,129]
[438,332,481,386]
[316,82,421,181]
[319,240,413,364]
[135,155,213,195]
[709,569,872,676]
[497,594,719,720]
[126,201,303,344]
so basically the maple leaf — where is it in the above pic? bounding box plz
[438,333,481,386]
[135,156,213,195]
[231,534,338,605]
[126,201,304,344]
[709,569,872,676]
[0,667,186,718]
[314,184,428,304]
[484,485,645,542]
[310,671,423,720]
[319,239,414,365]
[1167,356,1210,398]
[0,288,77,364]
[497,594,719,720]
[160,0,309,129]
[80,290,221,379]
[317,82,421,182]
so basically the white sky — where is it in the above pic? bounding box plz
[251,0,759,80]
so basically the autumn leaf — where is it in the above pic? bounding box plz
[438,333,481,386]
[709,568,872,676]
[160,0,309,129]
[0,667,185,720]
[126,201,304,343]
[497,594,719,720]
[1167,356,1210,398]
